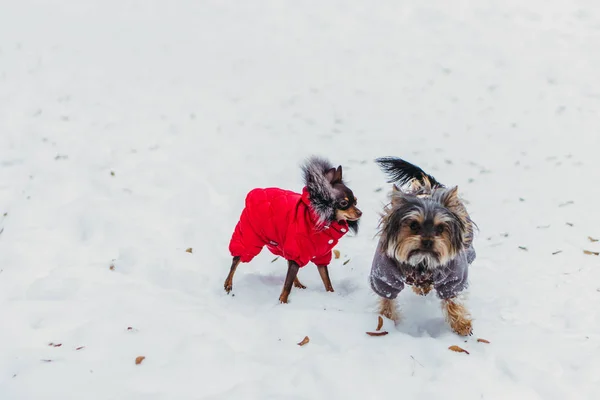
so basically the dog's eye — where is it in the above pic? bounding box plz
[409,221,420,232]
[435,225,444,235]
[339,200,349,208]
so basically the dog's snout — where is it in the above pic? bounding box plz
[355,208,363,218]
[421,239,433,249]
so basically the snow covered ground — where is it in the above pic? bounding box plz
[1,0,600,398]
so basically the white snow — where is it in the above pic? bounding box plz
[1,0,600,399]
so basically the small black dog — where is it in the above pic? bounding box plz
[226,156,362,303]
[369,157,476,336]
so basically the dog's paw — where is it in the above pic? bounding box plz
[278,293,290,304]
[224,281,233,294]
[293,280,307,289]
[451,319,473,337]
[411,285,432,296]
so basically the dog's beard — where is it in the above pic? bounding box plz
[407,251,440,268]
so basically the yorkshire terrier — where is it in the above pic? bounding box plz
[369,157,477,336]
[225,156,362,303]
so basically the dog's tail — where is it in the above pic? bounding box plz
[375,156,443,188]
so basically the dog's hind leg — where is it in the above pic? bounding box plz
[378,298,400,322]
[317,265,335,292]
[293,276,307,289]
[279,260,300,304]
[224,256,241,294]
[442,297,473,336]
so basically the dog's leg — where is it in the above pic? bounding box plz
[442,297,473,336]
[378,298,400,322]
[317,265,335,292]
[279,260,300,304]
[224,256,241,294]
[293,276,307,289]
[412,285,432,296]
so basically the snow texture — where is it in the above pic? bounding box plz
[1,0,600,399]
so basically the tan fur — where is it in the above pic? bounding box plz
[293,277,306,289]
[336,205,361,222]
[411,285,432,296]
[387,233,417,261]
[433,232,454,266]
[442,297,473,336]
[378,298,400,322]
[441,186,474,247]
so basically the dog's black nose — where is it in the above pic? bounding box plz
[422,239,433,249]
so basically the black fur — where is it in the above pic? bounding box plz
[375,157,443,188]
[347,219,359,235]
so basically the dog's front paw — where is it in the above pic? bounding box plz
[224,281,233,294]
[442,298,473,336]
[451,319,473,336]
[411,285,432,296]
[378,298,400,322]
[278,292,290,304]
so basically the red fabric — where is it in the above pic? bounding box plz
[229,186,349,267]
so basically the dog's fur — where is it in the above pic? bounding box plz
[224,156,362,303]
[303,157,361,234]
[373,156,476,336]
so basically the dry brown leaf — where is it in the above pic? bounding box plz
[448,345,470,354]
[333,249,341,259]
[376,316,384,331]
[366,331,389,336]
[589,236,599,243]
[185,247,193,253]
[477,338,490,344]
[271,257,279,263]
[109,263,115,271]
[297,336,310,346]
[48,343,62,347]
[135,356,145,365]
[343,259,351,265]
[583,250,600,256]
[75,346,85,351]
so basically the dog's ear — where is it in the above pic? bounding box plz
[390,184,406,207]
[333,165,343,183]
[440,186,459,207]
[441,186,468,219]
[440,186,474,246]
[325,167,337,183]
[325,166,343,184]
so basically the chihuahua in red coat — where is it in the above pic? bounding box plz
[225,156,362,303]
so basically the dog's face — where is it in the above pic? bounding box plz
[381,184,472,269]
[325,166,362,231]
